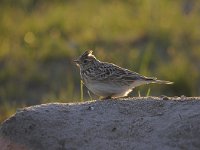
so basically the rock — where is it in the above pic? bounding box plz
[0,97,200,150]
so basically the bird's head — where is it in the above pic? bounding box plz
[74,50,98,69]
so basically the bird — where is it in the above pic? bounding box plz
[74,50,173,99]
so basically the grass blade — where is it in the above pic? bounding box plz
[146,87,151,97]
[138,90,141,97]
[80,80,84,101]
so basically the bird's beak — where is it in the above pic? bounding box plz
[74,59,80,64]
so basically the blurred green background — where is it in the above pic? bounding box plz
[0,0,200,122]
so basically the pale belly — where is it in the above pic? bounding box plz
[83,78,149,98]
[85,81,132,98]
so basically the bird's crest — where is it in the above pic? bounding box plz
[81,50,93,58]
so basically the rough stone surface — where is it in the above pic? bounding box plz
[0,97,200,150]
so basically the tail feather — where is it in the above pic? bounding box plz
[143,77,173,84]
[153,79,173,84]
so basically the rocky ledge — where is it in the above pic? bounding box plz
[0,97,200,150]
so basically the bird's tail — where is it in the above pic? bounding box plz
[144,77,173,85]
[152,79,173,84]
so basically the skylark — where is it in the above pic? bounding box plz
[74,50,173,99]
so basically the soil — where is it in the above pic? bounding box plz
[0,97,200,150]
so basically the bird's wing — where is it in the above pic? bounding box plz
[91,62,155,82]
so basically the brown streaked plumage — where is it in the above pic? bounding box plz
[74,50,173,99]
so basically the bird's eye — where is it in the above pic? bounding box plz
[83,60,88,64]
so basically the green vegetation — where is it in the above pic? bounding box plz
[0,0,200,122]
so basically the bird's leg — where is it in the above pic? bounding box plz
[101,96,112,100]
